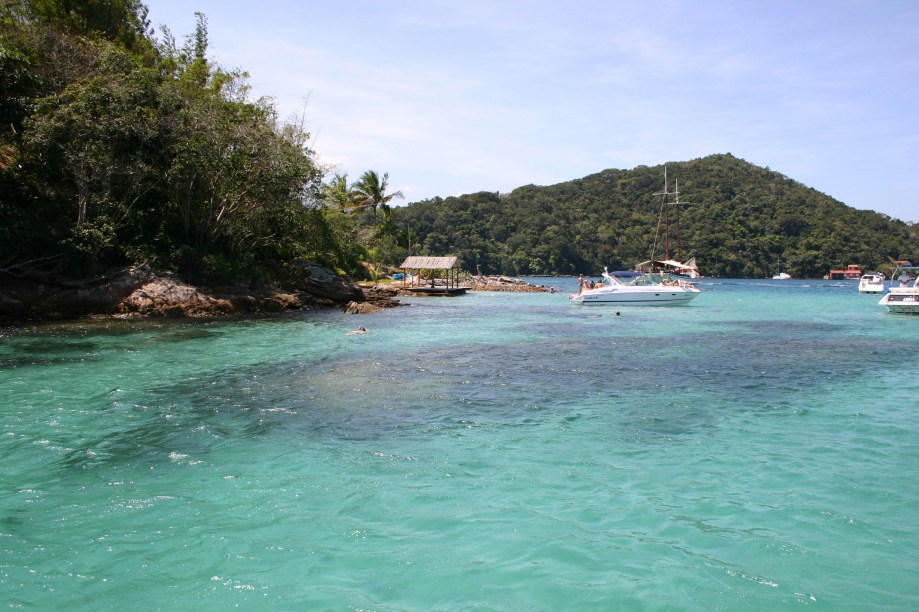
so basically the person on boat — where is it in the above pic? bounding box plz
[578,274,584,294]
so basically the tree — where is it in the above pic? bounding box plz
[24,43,160,261]
[2,3,345,278]
[352,170,404,219]
[322,172,360,210]
[3,0,154,54]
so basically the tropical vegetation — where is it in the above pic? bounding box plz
[373,154,917,279]
[0,0,377,282]
[2,1,915,288]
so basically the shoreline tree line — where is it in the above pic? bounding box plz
[2,2,914,286]
[1,0,387,283]
[370,154,916,279]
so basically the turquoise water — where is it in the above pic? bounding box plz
[2,278,918,610]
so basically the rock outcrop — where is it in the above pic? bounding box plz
[469,275,557,292]
[0,261,401,321]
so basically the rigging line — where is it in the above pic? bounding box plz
[649,192,667,262]
[650,166,670,262]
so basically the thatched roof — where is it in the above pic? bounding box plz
[399,256,459,269]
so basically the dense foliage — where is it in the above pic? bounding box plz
[3,2,914,283]
[382,154,917,278]
[0,0,366,281]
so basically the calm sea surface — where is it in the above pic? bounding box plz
[2,278,918,610]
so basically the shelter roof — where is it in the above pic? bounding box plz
[400,256,459,269]
[635,259,696,271]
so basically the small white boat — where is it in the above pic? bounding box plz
[570,268,700,305]
[858,273,885,294]
[879,266,919,314]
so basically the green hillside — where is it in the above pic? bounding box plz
[0,1,364,283]
[386,154,916,278]
[2,2,914,284]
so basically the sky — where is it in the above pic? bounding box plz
[143,0,919,222]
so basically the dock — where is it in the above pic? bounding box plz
[400,286,469,296]
[396,256,470,297]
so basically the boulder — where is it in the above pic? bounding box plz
[292,259,365,302]
[118,277,235,317]
[342,301,383,314]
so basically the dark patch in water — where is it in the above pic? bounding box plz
[13,340,100,354]
[155,329,222,342]
[36,309,919,468]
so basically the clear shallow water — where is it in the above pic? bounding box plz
[2,278,918,610]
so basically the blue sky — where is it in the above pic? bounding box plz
[144,0,919,222]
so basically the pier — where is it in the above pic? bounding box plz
[397,256,469,296]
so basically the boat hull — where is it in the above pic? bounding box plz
[858,275,885,294]
[570,286,700,305]
[879,292,919,314]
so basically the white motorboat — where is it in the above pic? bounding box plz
[570,268,700,305]
[569,168,702,307]
[879,265,919,314]
[858,273,885,294]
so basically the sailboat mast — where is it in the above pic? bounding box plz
[654,166,673,261]
[662,175,691,264]
[664,168,670,260]
[674,178,682,262]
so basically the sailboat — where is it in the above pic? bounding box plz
[634,168,701,279]
[771,255,792,279]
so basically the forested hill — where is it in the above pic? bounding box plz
[388,154,916,278]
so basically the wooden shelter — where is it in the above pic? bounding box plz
[397,256,468,295]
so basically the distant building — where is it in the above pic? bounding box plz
[827,264,862,280]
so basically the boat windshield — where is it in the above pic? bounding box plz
[612,272,654,286]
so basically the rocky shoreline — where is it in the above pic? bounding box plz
[0,261,401,322]
[0,265,554,323]
[370,274,556,296]
[468,275,558,293]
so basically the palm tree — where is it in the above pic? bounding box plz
[353,170,404,219]
[322,172,360,211]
